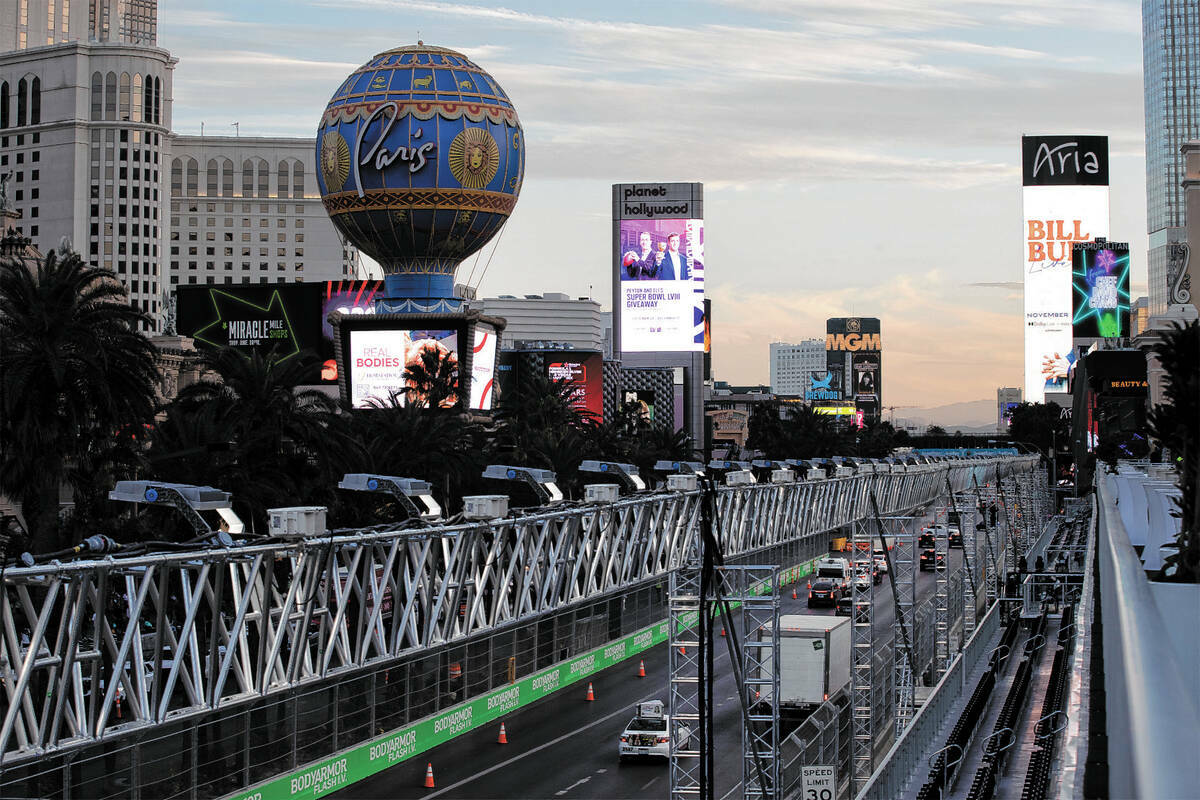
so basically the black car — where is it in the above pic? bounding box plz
[808,579,840,607]
[948,528,963,548]
[919,548,946,571]
[835,595,853,616]
[918,531,936,548]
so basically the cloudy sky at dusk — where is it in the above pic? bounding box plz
[161,0,1148,407]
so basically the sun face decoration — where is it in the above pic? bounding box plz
[320,130,351,193]
[448,127,499,190]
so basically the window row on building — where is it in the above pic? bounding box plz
[170,157,307,199]
[0,77,41,128]
[89,70,163,124]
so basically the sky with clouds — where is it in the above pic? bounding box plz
[160,0,1148,406]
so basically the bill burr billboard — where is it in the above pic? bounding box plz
[613,183,705,353]
[1072,241,1130,340]
[1021,135,1109,402]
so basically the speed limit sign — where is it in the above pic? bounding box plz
[801,765,836,800]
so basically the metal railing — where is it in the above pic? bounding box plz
[855,600,1003,799]
[0,457,1032,763]
[1094,468,1200,799]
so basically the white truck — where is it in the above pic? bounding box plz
[761,614,852,726]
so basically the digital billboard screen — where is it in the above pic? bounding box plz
[175,285,323,376]
[852,353,879,400]
[1072,241,1130,339]
[345,327,459,409]
[1021,135,1109,402]
[621,389,655,422]
[470,324,498,411]
[547,352,604,421]
[617,218,704,352]
[320,280,383,382]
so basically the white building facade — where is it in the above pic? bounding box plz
[471,293,609,355]
[0,38,174,331]
[768,339,825,396]
[167,136,357,289]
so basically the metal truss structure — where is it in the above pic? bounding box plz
[0,458,1035,763]
[668,565,702,799]
[881,516,918,739]
[933,521,951,679]
[850,518,875,796]
[726,566,780,800]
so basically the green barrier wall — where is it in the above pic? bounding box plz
[228,556,821,800]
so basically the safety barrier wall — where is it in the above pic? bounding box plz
[0,457,1032,776]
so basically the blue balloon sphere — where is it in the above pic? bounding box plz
[316,44,524,304]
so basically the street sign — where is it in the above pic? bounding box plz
[801,765,836,800]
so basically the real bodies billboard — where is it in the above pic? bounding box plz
[1021,135,1109,402]
[615,183,705,353]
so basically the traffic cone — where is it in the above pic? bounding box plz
[720,627,726,637]
[679,645,687,655]
[638,660,646,678]
[498,723,508,744]
[424,763,435,788]
[585,682,595,701]
[791,589,797,600]
[115,692,122,719]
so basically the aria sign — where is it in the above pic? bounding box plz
[353,102,437,198]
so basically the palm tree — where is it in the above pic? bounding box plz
[402,340,460,409]
[149,347,351,530]
[0,250,159,551]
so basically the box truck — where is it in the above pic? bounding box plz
[760,614,852,727]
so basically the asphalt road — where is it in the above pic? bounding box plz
[337,523,970,799]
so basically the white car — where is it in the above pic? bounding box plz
[618,700,691,761]
[873,554,889,575]
[852,570,872,591]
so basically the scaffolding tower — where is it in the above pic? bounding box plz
[669,565,703,800]
[880,515,918,739]
[850,517,875,796]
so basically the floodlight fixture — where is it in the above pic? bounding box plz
[109,481,244,537]
[482,465,564,505]
[339,473,442,521]
[579,460,645,492]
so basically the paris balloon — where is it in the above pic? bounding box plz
[316,43,524,308]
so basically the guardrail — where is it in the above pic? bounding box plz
[0,457,1032,763]
[1095,469,1200,799]
[855,600,1004,799]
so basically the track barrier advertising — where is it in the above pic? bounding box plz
[228,556,821,800]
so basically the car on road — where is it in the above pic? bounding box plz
[948,527,962,548]
[836,595,852,616]
[814,557,853,595]
[855,559,882,585]
[873,554,889,575]
[807,578,841,607]
[918,530,936,549]
[619,700,689,761]
[919,548,946,571]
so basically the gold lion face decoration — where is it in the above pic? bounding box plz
[320,131,350,193]
[448,127,500,190]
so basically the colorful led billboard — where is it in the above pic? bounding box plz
[470,325,499,411]
[617,218,704,352]
[826,318,881,422]
[1072,241,1130,339]
[1021,135,1109,402]
[547,352,604,421]
[319,280,384,382]
[345,327,459,409]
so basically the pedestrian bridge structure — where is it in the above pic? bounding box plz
[0,456,1036,799]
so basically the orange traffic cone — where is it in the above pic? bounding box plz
[424,763,435,788]
[791,589,797,600]
[585,682,595,701]
[720,627,726,637]
[498,723,508,744]
[637,660,646,678]
[679,645,687,655]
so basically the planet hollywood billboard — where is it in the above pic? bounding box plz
[1021,135,1109,402]
[613,183,705,353]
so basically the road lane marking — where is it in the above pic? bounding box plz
[555,776,590,796]
[640,777,659,790]
[422,692,659,798]
[718,781,743,800]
